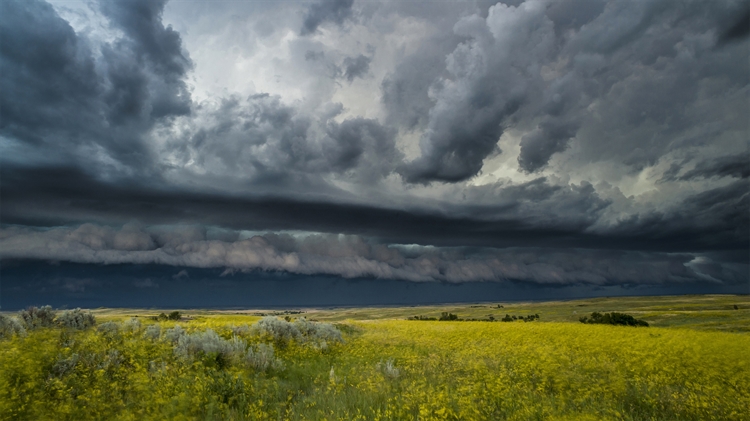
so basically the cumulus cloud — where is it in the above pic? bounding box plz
[1,224,745,286]
[0,0,192,173]
[397,0,748,181]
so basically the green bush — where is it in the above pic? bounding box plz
[579,311,649,327]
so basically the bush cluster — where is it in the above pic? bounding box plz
[0,314,26,339]
[408,313,540,322]
[501,314,540,322]
[18,305,57,329]
[1,307,97,339]
[579,312,649,327]
[245,343,284,372]
[57,308,97,330]
[174,329,246,367]
[155,311,182,321]
[252,316,343,347]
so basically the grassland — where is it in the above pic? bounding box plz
[1,294,748,420]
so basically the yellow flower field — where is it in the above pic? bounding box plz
[1,300,748,420]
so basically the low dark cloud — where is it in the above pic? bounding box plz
[300,0,354,36]
[1,166,747,253]
[2,223,746,286]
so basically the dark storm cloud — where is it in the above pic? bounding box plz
[341,54,371,82]
[717,6,750,44]
[2,165,747,253]
[161,94,399,184]
[0,0,100,150]
[381,33,460,130]
[300,0,354,35]
[0,0,747,290]
[517,119,579,173]
[2,223,746,285]
[678,154,750,181]
[395,0,749,182]
[0,0,192,172]
[99,0,192,120]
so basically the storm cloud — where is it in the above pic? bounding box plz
[2,223,744,286]
[0,0,747,295]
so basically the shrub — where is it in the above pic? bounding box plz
[168,311,181,321]
[19,305,57,329]
[230,324,251,337]
[97,321,120,335]
[376,358,400,379]
[252,316,302,346]
[579,312,649,327]
[143,324,161,340]
[50,353,79,378]
[252,316,344,347]
[122,317,142,333]
[174,329,246,366]
[244,343,284,372]
[0,314,26,339]
[164,325,186,343]
[294,317,344,344]
[56,308,96,330]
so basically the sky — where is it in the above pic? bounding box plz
[0,0,748,309]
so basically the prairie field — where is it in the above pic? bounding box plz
[1,294,748,420]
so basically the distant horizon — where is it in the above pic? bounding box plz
[1,260,746,311]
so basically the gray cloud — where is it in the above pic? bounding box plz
[1,224,745,285]
[161,93,399,185]
[396,0,748,182]
[300,0,354,35]
[0,0,192,173]
[677,153,750,181]
[0,0,747,290]
[518,119,579,173]
[717,6,750,45]
[342,54,371,81]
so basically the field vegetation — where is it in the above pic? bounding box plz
[0,294,748,420]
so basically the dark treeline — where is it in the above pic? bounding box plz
[408,312,540,322]
[579,312,649,327]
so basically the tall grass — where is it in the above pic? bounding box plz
[0,313,747,420]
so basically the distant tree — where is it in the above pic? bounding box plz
[439,312,458,321]
[168,311,181,321]
[579,312,648,327]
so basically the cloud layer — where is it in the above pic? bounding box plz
[2,224,745,286]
